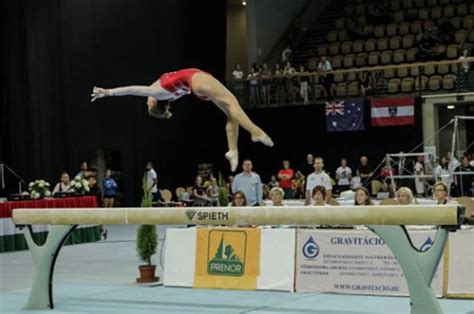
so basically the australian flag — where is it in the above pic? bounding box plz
[325,99,365,132]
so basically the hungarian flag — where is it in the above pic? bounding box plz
[325,99,365,132]
[371,97,415,126]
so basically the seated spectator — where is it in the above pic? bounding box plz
[396,187,415,205]
[435,157,450,187]
[86,176,102,206]
[192,175,211,206]
[268,175,279,189]
[230,191,247,207]
[335,158,352,194]
[414,156,426,197]
[76,162,88,179]
[270,187,285,206]
[437,18,455,45]
[206,177,220,206]
[347,15,370,40]
[317,57,334,98]
[354,187,374,206]
[359,71,372,96]
[52,172,74,195]
[454,155,474,197]
[311,186,328,206]
[417,30,442,61]
[433,181,450,205]
[357,156,373,189]
[351,175,362,191]
[283,61,297,103]
[292,171,305,199]
[278,160,295,199]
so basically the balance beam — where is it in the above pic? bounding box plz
[12,205,465,314]
[12,205,462,226]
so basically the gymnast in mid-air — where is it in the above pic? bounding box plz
[91,68,273,172]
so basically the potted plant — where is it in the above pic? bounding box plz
[136,175,159,283]
[28,179,52,199]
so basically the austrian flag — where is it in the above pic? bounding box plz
[371,97,415,127]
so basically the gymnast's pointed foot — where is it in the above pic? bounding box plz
[225,150,239,172]
[91,86,110,102]
[251,129,274,147]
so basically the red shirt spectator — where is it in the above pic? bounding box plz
[278,160,294,190]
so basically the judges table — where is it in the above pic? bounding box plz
[0,196,100,253]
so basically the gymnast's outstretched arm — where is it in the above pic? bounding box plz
[91,85,166,102]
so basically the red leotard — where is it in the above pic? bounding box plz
[159,68,211,101]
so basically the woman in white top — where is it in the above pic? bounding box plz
[458,48,470,90]
[52,172,73,194]
[434,157,450,186]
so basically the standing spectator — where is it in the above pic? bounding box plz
[232,159,263,206]
[268,175,280,189]
[281,45,293,63]
[270,187,285,206]
[335,158,352,194]
[283,61,297,103]
[396,187,415,205]
[318,56,334,98]
[454,155,474,196]
[206,177,220,206]
[192,175,211,206]
[397,152,415,190]
[357,156,373,189]
[380,158,397,195]
[274,63,284,103]
[52,172,73,194]
[301,154,315,179]
[261,63,272,104]
[103,169,118,208]
[359,71,372,96]
[232,64,245,104]
[226,175,234,202]
[354,187,373,206]
[76,162,88,179]
[435,156,450,187]
[292,171,305,199]
[86,176,102,206]
[230,191,247,207]
[414,156,426,197]
[278,160,295,199]
[447,151,460,174]
[298,65,309,104]
[458,48,471,91]
[305,157,332,205]
[145,162,161,203]
[248,67,261,106]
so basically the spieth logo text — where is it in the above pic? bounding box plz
[185,210,229,221]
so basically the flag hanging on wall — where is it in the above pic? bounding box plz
[371,97,415,127]
[325,99,365,132]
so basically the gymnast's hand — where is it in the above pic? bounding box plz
[91,86,111,102]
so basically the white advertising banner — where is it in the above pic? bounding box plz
[296,228,444,296]
[447,228,474,296]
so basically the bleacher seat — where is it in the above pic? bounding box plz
[388,78,401,93]
[356,53,368,66]
[381,50,393,64]
[368,51,381,65]
[424,64,436,76]
[470,3,474,15]
[353,40,364,53]
[419,8,430,20]
[318,44,329,56]
[384,67,396,79]
[391,0,401,11]
[390,36,402,49]
[374,25,386,38]
[315,84,324,98]
[444,5,455,18]
[438,0,450,5]
[402,0,413,10]
[364,25,375,34]
[341,41,352,54]
[451,17,462,29]
[394,49,406,63]
[329,42,341,55]
[399,22,410,35]
[365,39,377,52]
[431,6,442,19]
[446,44,458,58]
[410,65,421,77]
[455,29,468,44]
[415,0,425,8]
[442,74,457,89]
[334,72,345,83]
[332,55,343,68]
[406,48,418,62]
[415,76,429,90]
[328,30,338,42]
[335,18,345,30]
[348,81,360,96]
[437,63,450,74]
[463,15,474,28]
[398,66,409,77]
[457,3,468,16]
[356,3,366,15]
[428,75,443,90]
[401,77,415,92]
[411,21,423,34]
[427,0,437,6]
[394,11,405,23]
[377,38,389,51]
[335,83,347,97]
[402,34,415,48]
[387,24,398,37]
[346,70,357,82]
[339,30,348,41]
[344,54,355,68]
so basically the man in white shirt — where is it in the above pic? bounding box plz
[232,64,245,104]
[335,158,352,193]
[305,157,332,205]
[145,162,160,202]
[281,46,292,63]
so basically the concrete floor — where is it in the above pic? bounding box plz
[1,225,473,314]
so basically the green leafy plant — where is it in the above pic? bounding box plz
[136,174,157,265]
[217,172,229,206]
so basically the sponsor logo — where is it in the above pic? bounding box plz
[419,237,433,252]
[185,210,229,221]
[302,236,320,259]
[388,106,398,117]
[185,210,197,220]
[207,230,246,276]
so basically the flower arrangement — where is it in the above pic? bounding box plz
[70,176,90,194]
[28,180,51,199]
